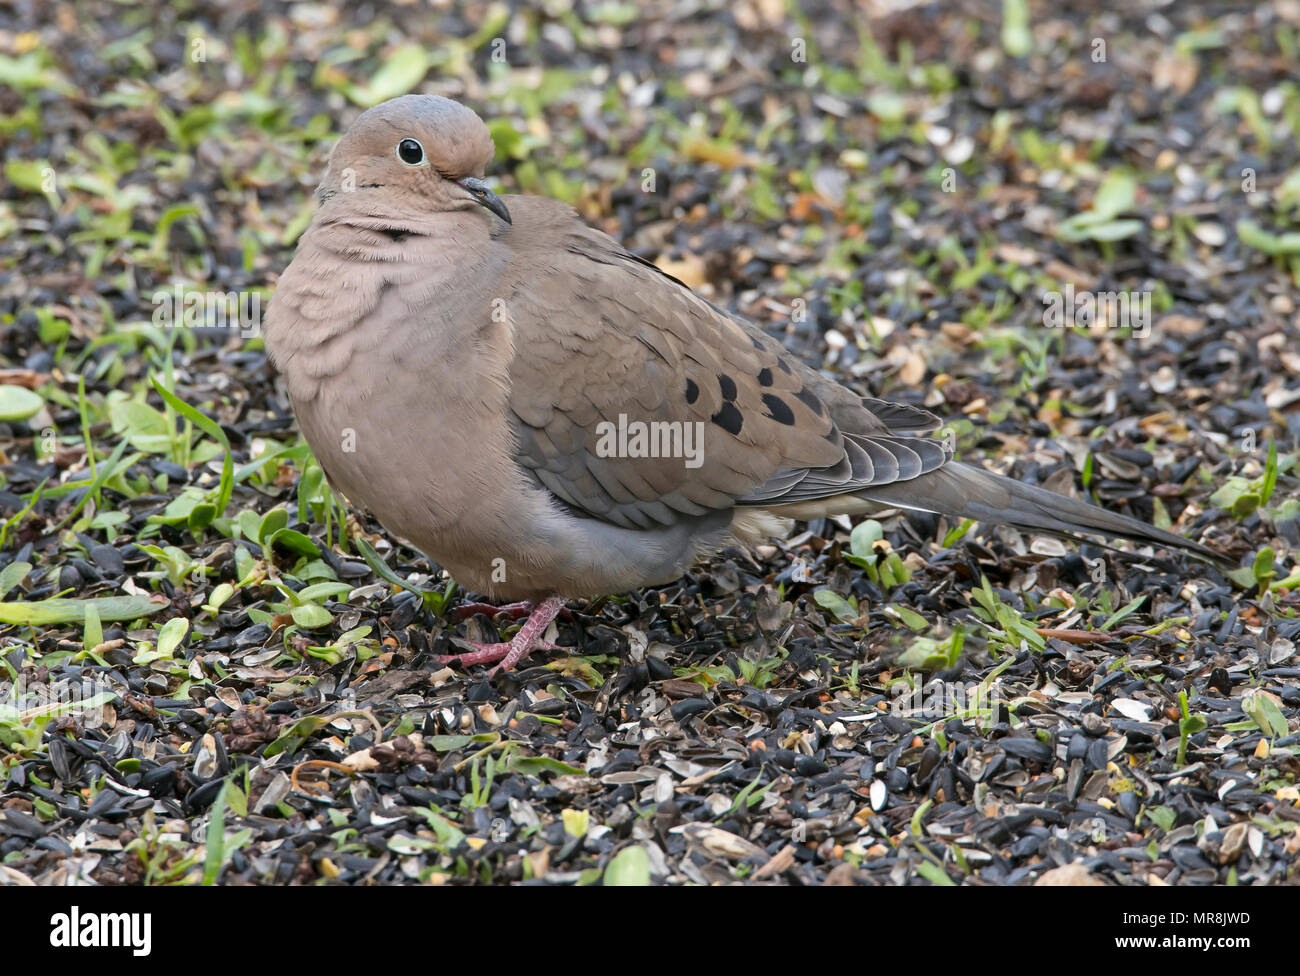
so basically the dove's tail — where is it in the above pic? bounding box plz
[863,461,1224,563]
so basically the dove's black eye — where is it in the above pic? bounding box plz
[396,138,425,165]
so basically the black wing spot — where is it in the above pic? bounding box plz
[793,386,824,416]
[685,379,699,404]
[761,394,795,425]
[751,336,765,350]
[757,367,773,387]
[718,374,738,401]
[776,357,793,374]
[711,402,744,436]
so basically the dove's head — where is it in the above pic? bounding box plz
[317,94,510,223]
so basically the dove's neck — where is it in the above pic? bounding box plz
[269,212,503,384]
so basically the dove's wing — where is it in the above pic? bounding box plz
[501,197,950,531]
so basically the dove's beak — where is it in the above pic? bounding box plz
[458,177,511,224]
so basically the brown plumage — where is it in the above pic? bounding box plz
[265,95,1219,673]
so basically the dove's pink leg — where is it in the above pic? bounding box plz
[436,595,569,675]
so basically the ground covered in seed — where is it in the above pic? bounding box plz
[1,0,1299,886]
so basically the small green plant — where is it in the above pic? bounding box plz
[1210,441,1283,520]
[842,519,912,588]
[0,384,43,422]
[896,623,966,671]
[462,755,497,811]
[133,616,190,666]
[201,778,253,885]
[0,697,100,758]
[238,505,319,562]
[603,844,651,886]
[677,646,789,689]
[813,588,861,625]
[1176,690,1207,767]
[1236,218,1300,256]
[970,576,1046,653]
[1000,0,1031,57]
[246,579,352,635]
[1225,547,1278,596]
[296,461,348,549]
[137,544,202,587]
[1057,172,1143,244]
[355,536,458,615]
[303,624,378,665]
[123,808,202,885]
[1241,689,1289,740]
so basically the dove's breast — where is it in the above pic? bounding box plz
[264,217,556,590]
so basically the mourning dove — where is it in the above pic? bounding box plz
[264,95,1219,674]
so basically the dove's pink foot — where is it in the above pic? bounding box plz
[452,600,575,622]
[437,595,569,675]
[452,600,535,621]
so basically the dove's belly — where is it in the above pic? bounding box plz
[296,387,736,600]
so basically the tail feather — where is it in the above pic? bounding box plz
[862,461,1224,564]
